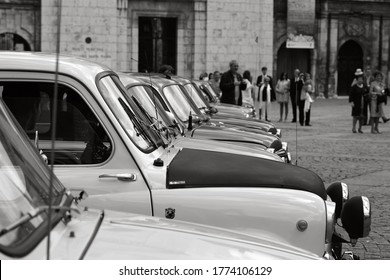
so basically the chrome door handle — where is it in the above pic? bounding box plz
[98,173,137,182]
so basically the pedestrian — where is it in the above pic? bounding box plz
[219,60,246,105]
[289,69,303,123]
[256,76,275,121]
[349,70,368,133]
[241,70,254,106]
[209,70,221,97]
[199,72,208,81]
[299,73,314,126]
[352,66,373,125]
[158,65,175,76]
[275,72,290,122]
[256,66,273,119]
[369,71,387,133]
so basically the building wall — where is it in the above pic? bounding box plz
[41,0,118,69]
[39,0,274,79]
[275,0,390,97]
[206,0,274,77]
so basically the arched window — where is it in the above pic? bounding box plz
[0,33,31,51]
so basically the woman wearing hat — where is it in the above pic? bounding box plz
[349,69,368,133]
[369,71,386,133]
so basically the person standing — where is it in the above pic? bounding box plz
[275,72,290,122]
[219,60,246,105]
[289,69,303,123]
[256,66,273,118]
[369,71,386,133]
[349,74,368,133]
[256,66,273,89]
[209,70,221,98]
[256,76,275,121]
[241,70,254,106]
[299,73,314,126]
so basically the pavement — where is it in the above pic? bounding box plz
[266,97,390,260]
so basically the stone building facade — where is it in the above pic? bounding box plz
[1,0,390,96]
[275,0,390,97]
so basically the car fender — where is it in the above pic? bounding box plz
[151,187,327,257]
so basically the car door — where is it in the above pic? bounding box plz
[0,72,152,215]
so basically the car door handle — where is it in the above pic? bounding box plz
[98,173,137,182]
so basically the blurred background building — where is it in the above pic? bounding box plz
[1,0,390,97]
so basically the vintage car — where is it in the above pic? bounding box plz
[123,73,290,162]
[0,52,371,259]
[171,75,280,137]
[0,99,322,260]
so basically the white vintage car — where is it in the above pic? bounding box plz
[0,52,371,259]
[0,99,322,260]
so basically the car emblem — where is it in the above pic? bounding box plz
[165,208,176,219]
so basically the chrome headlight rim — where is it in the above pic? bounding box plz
[325,200,336,244]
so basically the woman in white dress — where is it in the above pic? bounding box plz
[241,70,254,106]
[275,72,290,122]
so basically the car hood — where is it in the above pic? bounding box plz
[166,148,327,200]
[211,115,275,133]
[172,137,283,161]
[190,125,273,149]
[44,209,319,260]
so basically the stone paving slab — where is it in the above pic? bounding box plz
[266,97,390,259]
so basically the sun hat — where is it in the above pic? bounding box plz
[354,68,364,76]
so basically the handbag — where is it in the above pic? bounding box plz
[377,94,387,104]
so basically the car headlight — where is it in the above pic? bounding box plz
[341,196,371,240]
[266,148,275,154]
[325,200,336,243]
[326,182,349,219]
[281,141,288,151]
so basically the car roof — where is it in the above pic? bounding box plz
[0,51,113,86]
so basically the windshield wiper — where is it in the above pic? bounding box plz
[118,97,160,148]
[0,205,80,238]
[131,97,171,146]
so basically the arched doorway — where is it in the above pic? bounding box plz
[276,42,311,80]
[337,40,363,95]
[0,33,31,51]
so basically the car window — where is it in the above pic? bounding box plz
[163,85,192,122]
[0,81,112,165]
[0,102,65,248]
[98,76,158,152]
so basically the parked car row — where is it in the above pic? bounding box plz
[0,52,371,260]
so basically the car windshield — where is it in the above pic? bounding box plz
[162,85,193,122]
[0,101,65,247]
[125,85,168,127]
[204,82,218,100]
[98,75,161,152]
[183,84,208,109]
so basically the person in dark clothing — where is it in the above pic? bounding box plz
[219,60,246,105]
[289,69,303,123]
[349,74,368,133]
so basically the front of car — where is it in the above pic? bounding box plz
[0,89,321,261]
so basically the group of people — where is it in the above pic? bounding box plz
[349,67,389,134]
[218,60,314,126]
